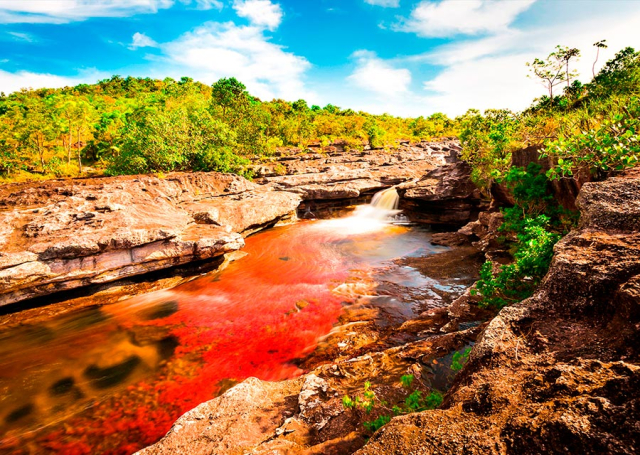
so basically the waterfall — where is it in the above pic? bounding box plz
[313,186,405,235]
[370,187,399,211]
[342,186,402,225]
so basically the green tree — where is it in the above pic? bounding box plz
[211,77,249,117]
[527,50,567,100]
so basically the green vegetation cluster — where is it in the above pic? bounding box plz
[0,76,457,182]
[463,45,640,309]
[342,374,444,434]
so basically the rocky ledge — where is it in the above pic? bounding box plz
[140,173,640,454]
[0,139,480,307]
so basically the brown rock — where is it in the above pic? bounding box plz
[0,173,297,306]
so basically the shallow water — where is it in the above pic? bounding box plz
[0,210,445,455]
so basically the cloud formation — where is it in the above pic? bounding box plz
[130,32,158,49]
[418,5,640,115]
[398,0,536,37]
[364,0,400,7]
[0,69,103,94]
[348,50,411,96]
[162,20,311,101]
[233,0,283,31]
[0,0,174,24]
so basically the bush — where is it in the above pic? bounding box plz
[342,375,443,434]
[107,106,250,177]
[471,163,568,308]
[544,96,640,178]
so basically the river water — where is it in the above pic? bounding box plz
[0,202,448,454]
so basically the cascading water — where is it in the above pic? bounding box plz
[371,186,400,211]
[317,186,405,234]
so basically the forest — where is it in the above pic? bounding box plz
[1,46,637,187]
[0,75,457,182]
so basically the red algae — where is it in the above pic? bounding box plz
[0,219,433,454]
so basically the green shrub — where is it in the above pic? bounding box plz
[342,375,443,434]
[451,347,472,372]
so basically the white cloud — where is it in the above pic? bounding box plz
[365,0,400,7]
[348,51,412,96]
[0,69,104,95]
[232,0,283,31]
[192,0,224,10]
[130,32,158,49]
[161,21,313,101]
[0,0,175,24]
[417,7,640,115]
[7,32,36,42]
[398,0,536,37]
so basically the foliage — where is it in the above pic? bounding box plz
[363,415,391,433]
[400,374,414,388]
[342,375,443,434]
[451,347,472,372]
[0,76,458,182]
[461,45,640,189]
[543,96,640,178]
[458,109,522,188]
[471,164,564,308]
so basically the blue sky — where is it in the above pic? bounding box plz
[1,0,639,116]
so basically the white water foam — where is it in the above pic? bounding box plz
[314,187,402,235]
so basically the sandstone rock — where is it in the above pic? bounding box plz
[0,173,295,306]
[399,156,483,226]
[0,139,480,306]
[136,377,303,455]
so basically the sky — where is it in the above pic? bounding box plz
[0,0,639,116]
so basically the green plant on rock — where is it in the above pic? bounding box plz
[363,415,391,433]
[451,347,472,372]
[342,375,443,434]
[472,163,567,309]
[543,96,640,179]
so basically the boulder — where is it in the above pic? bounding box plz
[399,158,483,226]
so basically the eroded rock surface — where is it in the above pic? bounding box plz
[0,173,299,305]
[258,139,481,223]
[0,139,481,306]
[139,174,640,455]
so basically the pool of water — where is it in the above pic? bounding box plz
[0,213,445,455]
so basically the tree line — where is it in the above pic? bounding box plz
[0,76,456,182]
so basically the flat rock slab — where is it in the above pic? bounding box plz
[0,173,299,306]
[0,139,482,306]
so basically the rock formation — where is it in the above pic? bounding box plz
[0,139,480,306]
[0,174,298,306]
[356,174,640,455]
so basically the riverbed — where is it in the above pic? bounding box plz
[0,209,461,454]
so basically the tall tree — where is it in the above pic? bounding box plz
[527,48,567,100]
[555,46,581,87]
[592,40,608,78]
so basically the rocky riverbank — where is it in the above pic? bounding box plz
[2,140,637,455]
[140,173,640,454]
[0,139,479,307]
